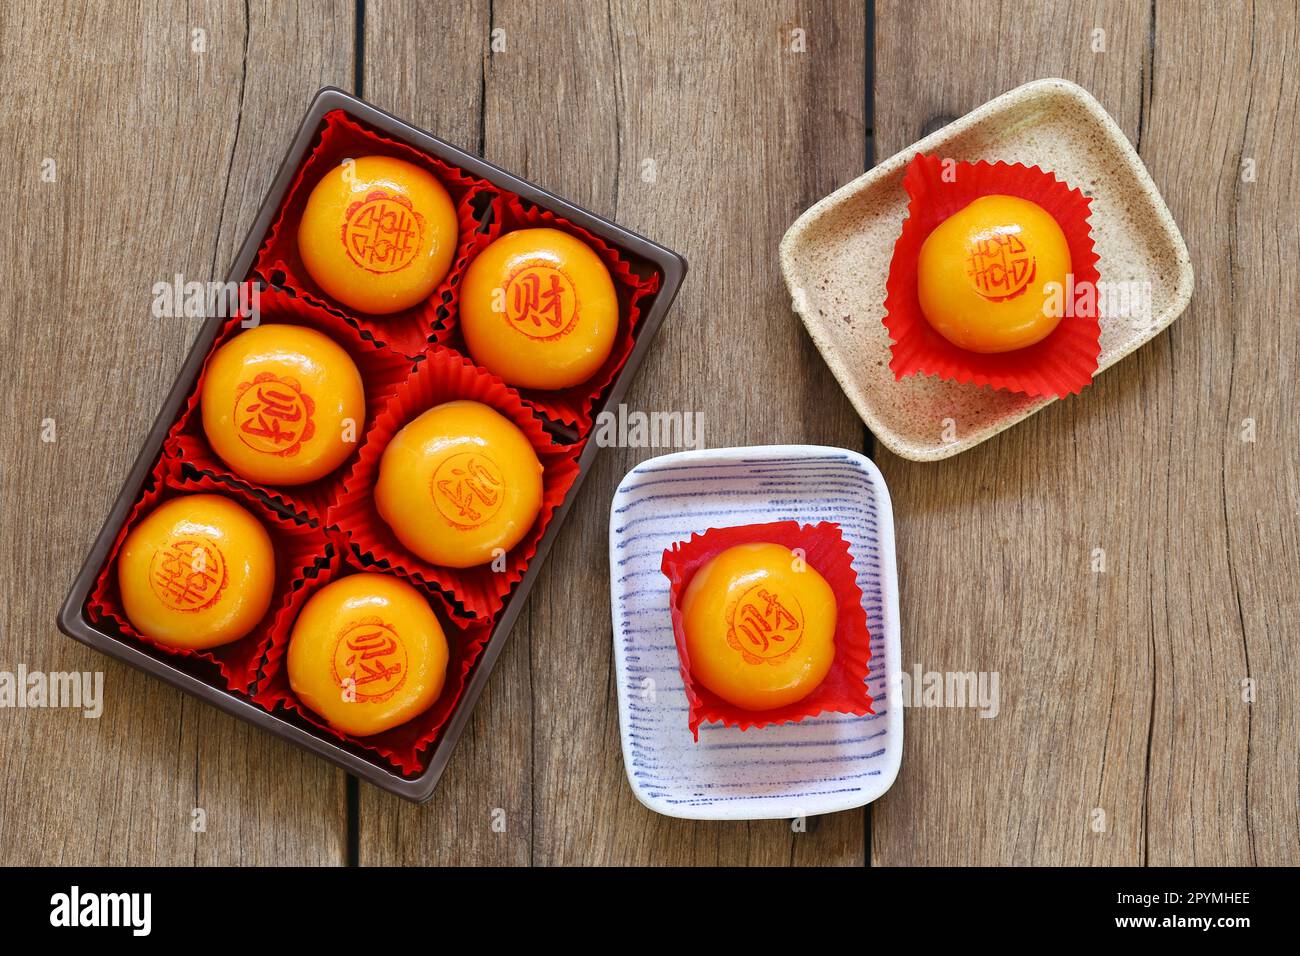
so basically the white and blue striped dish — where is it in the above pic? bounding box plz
[609,445,902,821]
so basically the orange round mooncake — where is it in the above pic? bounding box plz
[287,573,448,736]
[917,194,1071,353]
[459,228,618,389]
[201,324,365,486]
[681,542,837,711]
[297,156,458,314]
[118,494,275,650]
[374,400,543,569]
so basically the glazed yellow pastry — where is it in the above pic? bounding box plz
[917,194,1071,353]
[287,573,448,736]
[460,228,618,389]
[297,156,458,314]
[118,494,275,649]
[201,324,365,486]
[374,400,543,568]
[681,543,837,711]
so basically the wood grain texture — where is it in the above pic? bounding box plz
[357,0,536,867]
[357,0,870,865]
[3,0,1292,868]
[871,0,1298,865]
[1136,0,1299,866]
[0,0,354,865]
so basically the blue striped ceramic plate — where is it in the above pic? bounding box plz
[609,445,902,820]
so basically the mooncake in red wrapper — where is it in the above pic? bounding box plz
[86,464,328,694]
[161,288,414,524]
[255,542,492,775]
[329,345,581,621]
[255,109,493,358]
[434,193,659,431]
[883,154,1102,398]
[661,520,873,741]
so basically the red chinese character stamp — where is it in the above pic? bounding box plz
[332,617,408,702]
[503,263,578,340]
[726,585,805,664]
[341,190,425,274]
[431,452,505,530]
[233,373,316,457]
[965,231,1037,302]
[149,537,228,613]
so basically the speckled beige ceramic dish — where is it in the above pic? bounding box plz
[780,78,1194,461]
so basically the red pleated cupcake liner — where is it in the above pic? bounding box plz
[660,520,874,741]
[433,193,660,431]
[160,287,415,524]
[255,109,494,358]
[254,540,492,775]
[328,346,582,621]
[86,463,329,694]
[882,154,1102,398]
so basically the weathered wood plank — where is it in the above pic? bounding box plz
[870,1,1155,866]
[354,0,533,865]
[871,0,1297,865]
[1136,0,1299,866]
[0,0,354,865]
[357,0,870,865]
[527,0,868,867]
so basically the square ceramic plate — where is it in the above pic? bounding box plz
[779,77,1194,461]
[609,445,902,820]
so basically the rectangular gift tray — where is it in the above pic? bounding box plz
[57,87,687,803]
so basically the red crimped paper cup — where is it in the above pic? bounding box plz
[86,464,328,694]
[160,287,414,523]
[329,346,581,621]
[882,154,1102,397]
[255,109,493,358]
[433,192,661,431]
[661,520,873,741]
[254,539,492,775]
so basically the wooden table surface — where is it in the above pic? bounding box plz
[2,0,1295,866]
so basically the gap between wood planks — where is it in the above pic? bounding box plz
[863,0,876,868]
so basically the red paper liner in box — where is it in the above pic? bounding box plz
[328,345,581,621]
[255,109,493,358]
[160,287,414,524]
[882,154,1102,398]
[254,539,492,775]
[660,520,873,741]
[433,193,660,432]
[86,463,329,694]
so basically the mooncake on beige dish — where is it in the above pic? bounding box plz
[779,77,1193,461]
